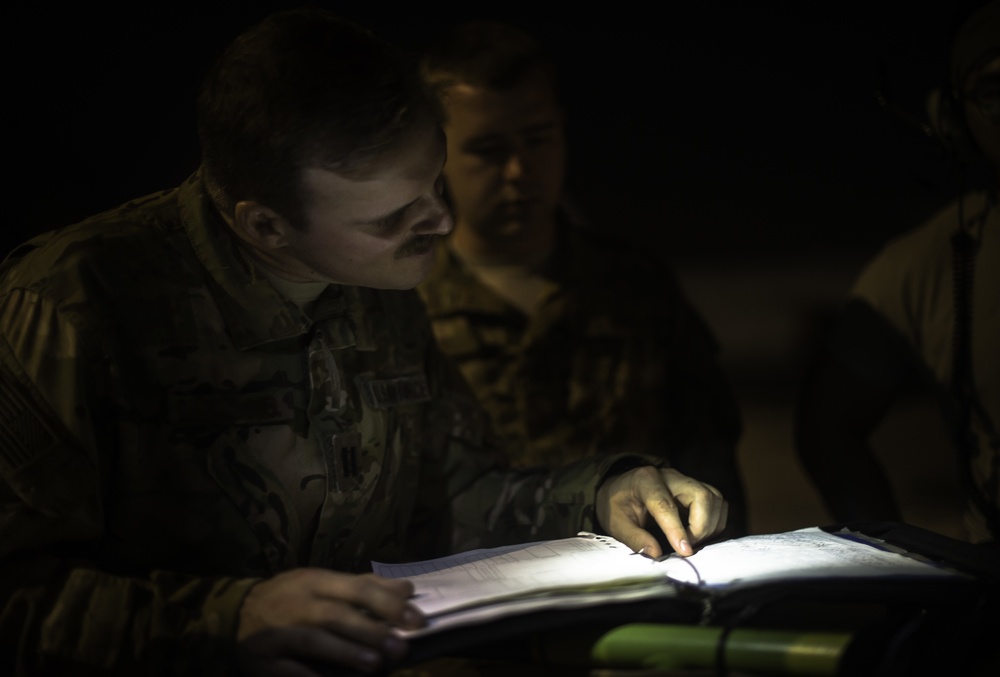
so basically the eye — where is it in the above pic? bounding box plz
[971,79,1000,120]
[464,143,509,164]
[524,131,555,147]
[372,209,405,230]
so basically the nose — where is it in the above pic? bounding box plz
[412,191,454,236]
[502,151,525,182]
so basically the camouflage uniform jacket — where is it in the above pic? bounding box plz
[0,173,631,676]
[418,220,746,535]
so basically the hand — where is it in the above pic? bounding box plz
[236,568,425,676]
[596,466,727,559]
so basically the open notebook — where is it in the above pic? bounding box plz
[372,527,967,638]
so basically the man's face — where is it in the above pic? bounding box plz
[964,55,1000,178]
[281,123,452,290]
[440,68,565,241]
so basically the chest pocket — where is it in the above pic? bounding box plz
[305,370,430,570]
[347,371,430,503]
[356,373,431,410]
[101,386,307,576]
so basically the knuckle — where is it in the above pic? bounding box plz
[695,480,720,497]
[633,465,660,481]
[356,575,379,595]
[662,467,683,481]
[313,598,351,628]
[652,496,680,515]
[286,566,323,586]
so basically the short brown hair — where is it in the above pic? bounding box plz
[198,8,438,227]
[419,20,557,115]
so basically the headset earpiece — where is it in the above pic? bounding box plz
[926,85,977,163]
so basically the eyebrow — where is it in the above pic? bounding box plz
[364,196,419,225]
[462,121,560,148]
[521,121,560,135]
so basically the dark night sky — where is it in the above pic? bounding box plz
[6,1,981,261]
[7,2,991,541]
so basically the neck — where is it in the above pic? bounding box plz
[218,210,327,284]
[240,243,320,283]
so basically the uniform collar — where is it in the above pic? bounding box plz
[176,171,315,349]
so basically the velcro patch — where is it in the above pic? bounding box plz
[355,373,430,410]
[0,368,56,473]
[0,342,96,512]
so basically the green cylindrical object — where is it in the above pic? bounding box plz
[590,623,852,675]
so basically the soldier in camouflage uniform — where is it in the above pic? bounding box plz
[417,22,748,537]
[0,9,728,677]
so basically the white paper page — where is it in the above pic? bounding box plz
[396,580,680,638]
[373,533,664,617]
[657,527,963,588]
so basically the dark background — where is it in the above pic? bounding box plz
[6,1,974,253]
[6,1,986,537]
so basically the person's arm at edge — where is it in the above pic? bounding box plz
[795,347,904,524]
[0,291,261,674]
[794,299,910,524]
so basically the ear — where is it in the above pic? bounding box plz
[231,201,294,251]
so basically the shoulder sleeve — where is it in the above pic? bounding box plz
[0,288,256,676]
[0,288,101,537]
[832,205,958,390]
[850,202,955,342]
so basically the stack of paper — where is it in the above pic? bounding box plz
[373,527,964,637]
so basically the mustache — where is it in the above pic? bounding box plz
[395,234,437,259]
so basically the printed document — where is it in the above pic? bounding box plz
[373,527,962,637]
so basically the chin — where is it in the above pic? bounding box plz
[362,264,435,291]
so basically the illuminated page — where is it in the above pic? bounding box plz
[396,577,681,638]
[656,527,964,589]
[373,533,666,617]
